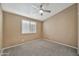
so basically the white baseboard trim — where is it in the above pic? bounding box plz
[3,42,25,50]
[2,39,41,50]
[44,39,78,49]
[0,42,26,56]
[0,39,42,56]
[1,38,77,55]
[0,41,28,56]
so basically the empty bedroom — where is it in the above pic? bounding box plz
[0,3,79,56]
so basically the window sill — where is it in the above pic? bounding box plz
[21,32,36,35]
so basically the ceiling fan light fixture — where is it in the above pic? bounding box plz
[39,9,44,15]
[39,9,43,14]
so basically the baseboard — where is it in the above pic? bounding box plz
[44,39,78,49]
[2,39,41,50]
[1,39,77,52]
[0,42,26,56]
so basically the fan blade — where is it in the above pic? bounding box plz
[43,9,51,13]
[40,4,43,9]
[32,5,39,10]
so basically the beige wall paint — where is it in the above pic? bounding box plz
[3,4,78,49]
[78,4,79,54]
[43,4,77,47]
[0,4,3,49]
[3,11,43,48]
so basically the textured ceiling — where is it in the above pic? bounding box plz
[1,3,74,21]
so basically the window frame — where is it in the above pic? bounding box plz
[21,19,37,34]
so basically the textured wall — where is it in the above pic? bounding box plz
[3,11,43,48]
[43,4,77,47]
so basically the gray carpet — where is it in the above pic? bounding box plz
[2,39,78,56]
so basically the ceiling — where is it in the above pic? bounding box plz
[1,3,74,21]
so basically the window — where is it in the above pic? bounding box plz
[22,20,36,34]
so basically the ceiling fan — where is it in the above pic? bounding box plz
[32,4,51,16]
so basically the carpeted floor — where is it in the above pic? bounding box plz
[2,39,78,56]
